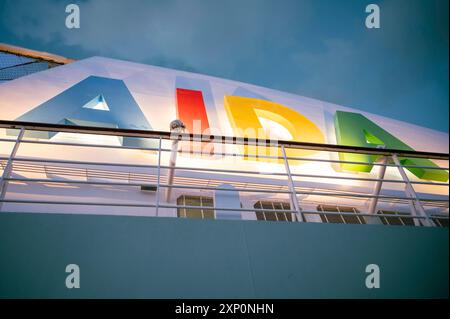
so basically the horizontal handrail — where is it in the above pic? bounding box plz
[0,198,448,221]
[0,120,448,160]
[1,156,448,186]
[1,138,448,171]
[4,178,448,203]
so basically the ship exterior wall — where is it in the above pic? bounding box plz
[0,212,448,298]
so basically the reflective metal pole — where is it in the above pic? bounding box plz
[392,153,434,227]
[281,145,303,222]
[155,137,162,216]
[366,147,388,224]
[0,127,25,211]
[165,120,185,203]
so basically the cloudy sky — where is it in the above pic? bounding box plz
[0,0,448,132]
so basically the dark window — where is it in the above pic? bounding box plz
[317,205,365,224]
[254,201,294,222]
[177,195,214,219]
[377,210,416,226]
[431,215,449,228]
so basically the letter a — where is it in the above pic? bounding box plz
[65,264,80,289]
[365,4,380,29]
[334,111,448,182]
[65,4,80,29]
[365,264,380,289]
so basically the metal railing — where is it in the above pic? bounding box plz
[0,120,448,227]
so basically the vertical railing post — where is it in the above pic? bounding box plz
[391,153,434,227]
[368,156,387,214]
[281,145,304,222]
[155,137,162,217]
[166,120,185,203]
[166,136,179,203]
[0,127,25,211]
[366,148,387,224]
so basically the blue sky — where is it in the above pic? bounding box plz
[0,0,448,132]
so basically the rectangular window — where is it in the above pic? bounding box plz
[254,201,294,222]
[377,210,416,226]
[431,215,449,228]
[177,195,214,219]
[317,205,365,224]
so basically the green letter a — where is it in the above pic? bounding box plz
[334,111,448,182]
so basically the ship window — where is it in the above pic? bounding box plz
[432,215,449,228]
[177,195,214,219]
[377,210,416,226]
[317,205,365,224]
[254,201,294,222]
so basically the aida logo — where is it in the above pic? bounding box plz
[11,75,449,182]
[175,86,447,182]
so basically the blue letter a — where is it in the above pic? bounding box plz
[10,76,156,148]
